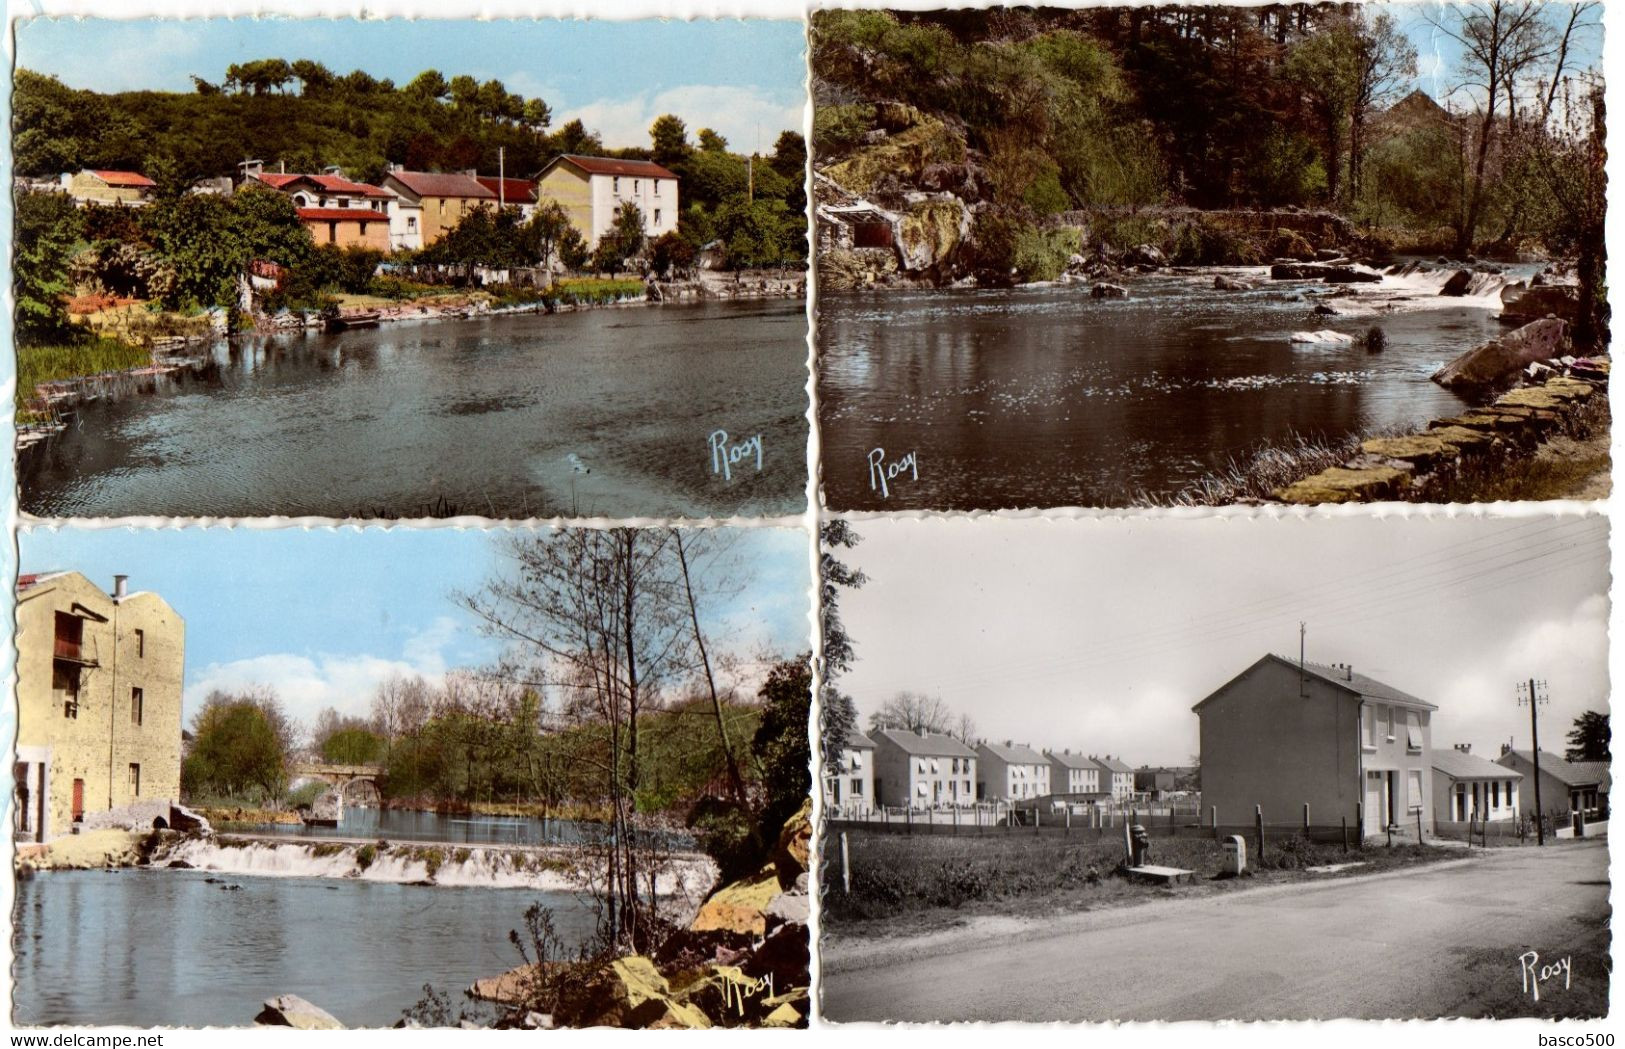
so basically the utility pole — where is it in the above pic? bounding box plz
[498,146,506,208]
[1518,678,1549,845]
[1298,621,1307,698]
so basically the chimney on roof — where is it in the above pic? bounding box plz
[916,726,927,738]
[389,163,403,173]
[238,158,264,178]
[1345,664,1353,681]
[1003,739,1012,748]
[112,575,128,600]
[323,165,342,176]
[1501,741,1513,756]
[462,168,478,177]
[1455,743,1472,753]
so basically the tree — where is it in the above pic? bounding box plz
[868,691,953,736]
[648,231,696,278]
[818,520,865,773]
[752,656,813,838]
[1285,21,1361,204]
[1566,711,1609,762]
[521,200,586,273]
[312,707,386,764]
[422,203,527,284]
[182,687,295,800]
[649,114,691,168]
[1347,12,1419,201]
[697,127,729,153]
[406,69,450,102]
[13,192,84,345]
[592,202,648,274]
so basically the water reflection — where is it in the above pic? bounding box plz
[22,301,808,519]
[819,278,1511,509]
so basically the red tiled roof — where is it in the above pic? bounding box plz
[551,154,679,180]
[256,172,392,198]
[297,208,389,223]
[90,170,156,188]
[384,170,495,200]
[475,176,538,204]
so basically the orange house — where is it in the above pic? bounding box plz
[297,207,391,251]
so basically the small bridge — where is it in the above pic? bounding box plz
[289,761,386,806]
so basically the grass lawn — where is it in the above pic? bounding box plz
[822,829,1461,936]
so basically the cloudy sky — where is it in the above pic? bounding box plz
[13,17,806,153]
[833,513,1610,767]
[18,524,811,733]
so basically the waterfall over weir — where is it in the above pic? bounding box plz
[156,836,717,898]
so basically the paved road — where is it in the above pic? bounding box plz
[821,840,1609,1022]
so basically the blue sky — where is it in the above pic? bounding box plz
[18,525,812,731]
[13,17,807,151]
[1402,3,1604,108]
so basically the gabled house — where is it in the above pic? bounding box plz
[475,176,539,220]
[247,171,393,250]
[1194,654,1437,837]
[871,727,977,809]
[1432,744,1521,823]
[379,168,496,246]
[975,741,1050,802]
[14,572,185,843]
[64,170,156,206]
[1046,749,1103,798]
[1496,747,1609,821]
[1092,755,1135,800]
[536,154,679,250]
[826,728,876,814]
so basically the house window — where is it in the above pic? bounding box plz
[54,611,83,661]
[1492,781,1500,807]
[337,197,349,209]
[54,663,80,719]
[1382,706,1395,742]
[1362,704,1377,749]
[915,782,927,797]
[128,764,141,798]
[407,217,418,231]
[613,176,620,193]
[916,759,926,774]
[135,628,145,657]
[653,208,662,225]
[1405,711,1423,752]
[930,759,939,774]
[633,179,640,193]
[850,777,862,795]
[1407,769,1423,812]
[131,687,143,726]
[851,751,862,769]
[654,180,662,196]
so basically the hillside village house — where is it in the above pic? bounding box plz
[1046,749,1102,798]
[1432,745,1522,824]
[975,741,1050,802]
[872,728,977,809]
[380,168,495,246]
[1194,655,1436,838]
[249,169,393,250]
[1496,748,1609,821]
[14,572,184,843]
[826,728,876,814]
[64,169,156,206]
[536,154,680,249]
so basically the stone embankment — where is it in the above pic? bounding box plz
[464,800,812,1030]
[1272,329,1607,504]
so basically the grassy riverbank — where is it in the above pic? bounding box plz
[822,831,1460,936]
[16,338,154,423]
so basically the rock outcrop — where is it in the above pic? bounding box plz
[1499,283,1579,326]
[1432,318,1568,388]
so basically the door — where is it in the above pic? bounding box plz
[71,778,85,823]
[1364,772,1386,834]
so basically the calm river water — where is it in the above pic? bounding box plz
[819,272,1518,510]
[12,869,594,1028]
[21,299,808,519]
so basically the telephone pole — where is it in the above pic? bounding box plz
[1518,678,1549,845]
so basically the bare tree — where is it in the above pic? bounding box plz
[868,690,954,736]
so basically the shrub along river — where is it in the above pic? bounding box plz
[20,299,808,519]
[818,265,1533,510]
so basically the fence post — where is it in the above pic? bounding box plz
[953,804,959,836]
[1210,805,1217,837]
[1416,809,1423,845]
[1255,804,1265,865]
[1035,806,1041,830]
[1066,805,1071,835]
[841,832,851,894]
[906,806,912,836]
[1303,803,1310,836]
[1341,815,1348,853]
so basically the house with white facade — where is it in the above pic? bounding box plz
[536,154,679,249]
[1432,744,1521,824]
[975,741,1050,802]
[826,728,876,815]
[1046,749,1104,798]
[1092,755,1136,800]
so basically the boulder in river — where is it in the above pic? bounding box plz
[1214,275,1252,291]
[1439,269,1474,296]
[254,994,345,1030]
[1091,283,1129,300]
[1125,243,1167,268]
[1499,283,1579,326]
[1270,263,1380,283]
[1432,318,1568,388]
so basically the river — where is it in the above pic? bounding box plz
[818,267,1531,510]
[20,299,808,520]
[220,806,695,849]
[11,869,593,1028]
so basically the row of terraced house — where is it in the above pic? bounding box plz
[40,154,681,254]
[826,726,1141,813]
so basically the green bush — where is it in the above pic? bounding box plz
[813,103,878,153]
[1011,226,1082,283]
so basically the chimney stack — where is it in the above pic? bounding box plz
[112,575,128,600]
[1501,741,1513,756]
[1455,743,1471,753]
[916,725,927,738]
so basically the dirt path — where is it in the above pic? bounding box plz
[820,839,1609,1022]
